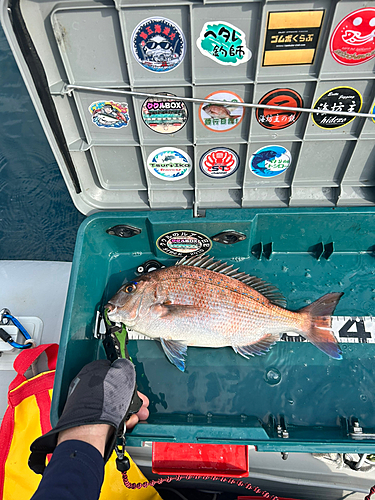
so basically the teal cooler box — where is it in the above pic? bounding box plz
[2,0,375,452]
[54,208,375,452]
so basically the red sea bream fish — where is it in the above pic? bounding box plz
[202,103,241,120]
[106,255,343,371]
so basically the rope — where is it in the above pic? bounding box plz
[122,472,279,499]
[123,471,375,499]
[65,84,375,120]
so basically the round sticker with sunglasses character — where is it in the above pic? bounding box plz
[131,17,186,73]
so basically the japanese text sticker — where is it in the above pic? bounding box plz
[262,10,325,66]
[157,230,212,257]
[131,17,186,73]
[199,148,240,179]
[249,145,291,178]
[312,87,362,129]
[197,21,251,66]
[256,89,303,130]
[147,148,192,181]
[199,91,245,132]
[330,8,375,66]
[141,93,188,134]
[89,101,130,128]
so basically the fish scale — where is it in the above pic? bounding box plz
[106,256,344,371]
[155,273,295,346]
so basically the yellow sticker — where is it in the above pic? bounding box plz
[262,10,325,66]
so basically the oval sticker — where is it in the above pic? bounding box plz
[196,21,252,66]
[330,8,375,66]
[312,86,362,129]
[199,148,240,178]
[256,89,303,130]
[131,17,186,73]
[249,145,291,178]
[141,93,188,134]
[156,230,212,257]
[147,148,192,181]
[199,90,245,132]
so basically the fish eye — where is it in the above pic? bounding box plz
[124,282,137,294]
[353,16,362,26]
[370,17,375,27]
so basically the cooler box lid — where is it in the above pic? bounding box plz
[1,0,375,215]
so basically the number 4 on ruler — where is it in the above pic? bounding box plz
[338,318,371,342]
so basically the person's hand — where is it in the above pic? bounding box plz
[29,359,140,474]
[56,389,149,458]
[126,391,149,430]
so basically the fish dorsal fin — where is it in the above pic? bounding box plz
[176,255,286,308]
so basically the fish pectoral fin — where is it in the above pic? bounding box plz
[160,338,188,372]
[151,303,201,319]
[233,334,278,359]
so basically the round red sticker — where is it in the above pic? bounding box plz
[256,89,303,130]
[330,8,375,65]
[199,148,240,178]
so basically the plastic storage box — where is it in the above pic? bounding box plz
[2,0,375,452]
[51,208,375,452]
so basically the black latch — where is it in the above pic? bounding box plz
[212,230,246,245]
[136,260,165,274]
[106,225,141,238]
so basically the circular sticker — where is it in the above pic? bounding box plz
[372,102,375,124]
[89,101,130,128]
[199,148,240,179]
[249,145,291,178]
[256,89,303,130]
[147,148,192,181]
[156,230,212,257]
[199,91,244,132]
[131,17,186,73]
[141,93,188,134]
[330,8,375,66]
[312,86,362,129]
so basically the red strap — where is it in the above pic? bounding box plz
[8,372,55,408]
[13,343,58,375]
[9,344,58,391]
[0,405,15,499]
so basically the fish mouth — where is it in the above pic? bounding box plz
[105,293,144,326]
[105,304,119,322]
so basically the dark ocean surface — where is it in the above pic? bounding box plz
[0,25,84,261]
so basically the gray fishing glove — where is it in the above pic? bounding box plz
[28,358,136,474]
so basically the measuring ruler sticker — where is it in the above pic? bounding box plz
[281,316,375,343]
[127,328,150,340]
[332,316,375,343]
[128,317,375,343]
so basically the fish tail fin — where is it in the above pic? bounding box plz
[299,292,344,360]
